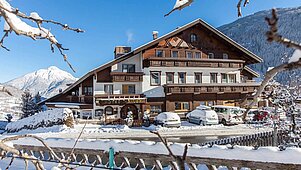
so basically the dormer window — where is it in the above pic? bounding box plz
[172,51,179,58]
[156,50,164,57]
[195,52,201,58]
[190,34,197,43]
[208,53,215,59]
[186,51,193,58]
[223,53,229,59]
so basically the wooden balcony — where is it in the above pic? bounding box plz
[164,83,260,95]
[110,72,144,82]
[95,94,147,105]
[143,57,244,68]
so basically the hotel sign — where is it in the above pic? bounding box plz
[96,98,146,106]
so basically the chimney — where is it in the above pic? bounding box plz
[114,46,131,59]
[152,31,158,40]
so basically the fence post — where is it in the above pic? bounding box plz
[109,147,114,169]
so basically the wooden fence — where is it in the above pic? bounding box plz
[200,130,287,147]
[10,144,301,170]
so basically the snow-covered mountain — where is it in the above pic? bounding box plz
[219,6,301,83]
[4,66,77,98]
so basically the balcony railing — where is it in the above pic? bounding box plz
[143,57,244,68]
[110,72,144,82]
[164,83,260,94]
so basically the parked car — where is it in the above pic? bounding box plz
[246,109,269,122]
[186,105,218,125]
[263,107,287,121]
[211,105,243,125]
[154,112,181,128]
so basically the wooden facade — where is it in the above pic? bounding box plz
[43,19,262,121]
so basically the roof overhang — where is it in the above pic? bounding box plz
[244,66,260,78]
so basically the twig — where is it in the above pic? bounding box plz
[5,157,14,170]
[0,31,10,51]
[66,121,88,163]
[150,131,188,170]
[237,0,250,17]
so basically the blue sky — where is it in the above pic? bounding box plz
[0,0,301,82]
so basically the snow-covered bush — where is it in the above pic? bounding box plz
[5,108,74,133]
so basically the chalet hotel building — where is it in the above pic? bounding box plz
[43,19,262,120]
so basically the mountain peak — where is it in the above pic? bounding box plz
[48,66,60,70]
[4,66,78,98]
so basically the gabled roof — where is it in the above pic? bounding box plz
[43,18,262,103]
[244,66,260,78]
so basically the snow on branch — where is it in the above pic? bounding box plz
[0,0,84,72]
[241,9,301,120]
[165,0,193,17]
[165,0,250,17]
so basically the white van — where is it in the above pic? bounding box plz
[186,106,218,125]
[211,105,243,125]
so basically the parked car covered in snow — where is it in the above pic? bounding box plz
[154,112,181,128]
[186,106,218,125]
[211,105,243,125]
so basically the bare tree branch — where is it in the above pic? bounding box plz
[237,0,250,17]
[151,131,188,170]
[0,31,10,51]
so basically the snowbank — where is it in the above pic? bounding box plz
[5,108,74,133]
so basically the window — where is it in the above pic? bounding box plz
[195,52,201,59]
[195,73,202,84]
[221,73,228,83]
[172,51,178,58]
[229,74,236,83]
[122,64,135,73]
[150,72,161,86]
[190,34,197,43]
[175,102,190,111]
[104,84,113,95]
[186,51,193,58]
[122,85,135,94]
[83,86,93,95]
[210,73,218,83]
[166,72,174,84]
[178,72,186,84]
[104,106,114,115]
[208,53,214,59]
[223,53,229,59]
[150,105,162,114]
[156,50,164,57]
[95,109,104,117]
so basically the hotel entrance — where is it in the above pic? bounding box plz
[120,104,139,120]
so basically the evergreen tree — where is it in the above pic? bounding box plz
[21,90,37,119]
[34,92,43,113]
